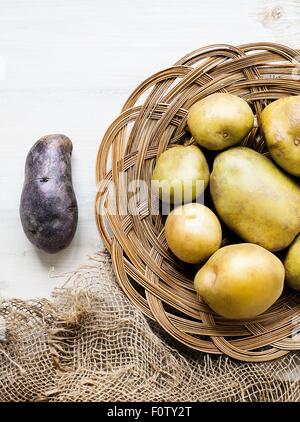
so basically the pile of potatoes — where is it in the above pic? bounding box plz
[152,93,300,320]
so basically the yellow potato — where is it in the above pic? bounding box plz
[210,147,300,251]
[284,234,300,292]
[187,93,254,150]
[261,95,300,177]
[151,145,209,204]
[165,203,222,264]
[194,243,285,320]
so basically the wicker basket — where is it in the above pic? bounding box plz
[95,43,300,362]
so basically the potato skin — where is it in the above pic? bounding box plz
[194,243,284,320]
[210,147,300,251]
[284,234,300,292]
[187,93,254,151]
[151,145,210,204]
[261,96,300,177]
[20,134,78,253]
[165,203,222,264]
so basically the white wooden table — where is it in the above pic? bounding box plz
[0,0,295,299]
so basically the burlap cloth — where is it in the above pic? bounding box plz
[0,251,299,402]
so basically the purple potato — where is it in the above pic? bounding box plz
[20,134,78,253]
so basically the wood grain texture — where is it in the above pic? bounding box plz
[0,0,290,298]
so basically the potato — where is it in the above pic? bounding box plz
[187,93,254,150]
[194,243,284,319]
[261,96,300,177]
[165,203,222,264]
[284,234,300,292]
[20,134,78,253]
[151,145,210,204]
[210,147,300,251]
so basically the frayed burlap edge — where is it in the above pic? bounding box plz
[0,251,299,402]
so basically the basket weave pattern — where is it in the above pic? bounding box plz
[96,43,300,362]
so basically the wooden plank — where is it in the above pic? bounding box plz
[0,0,289,298]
